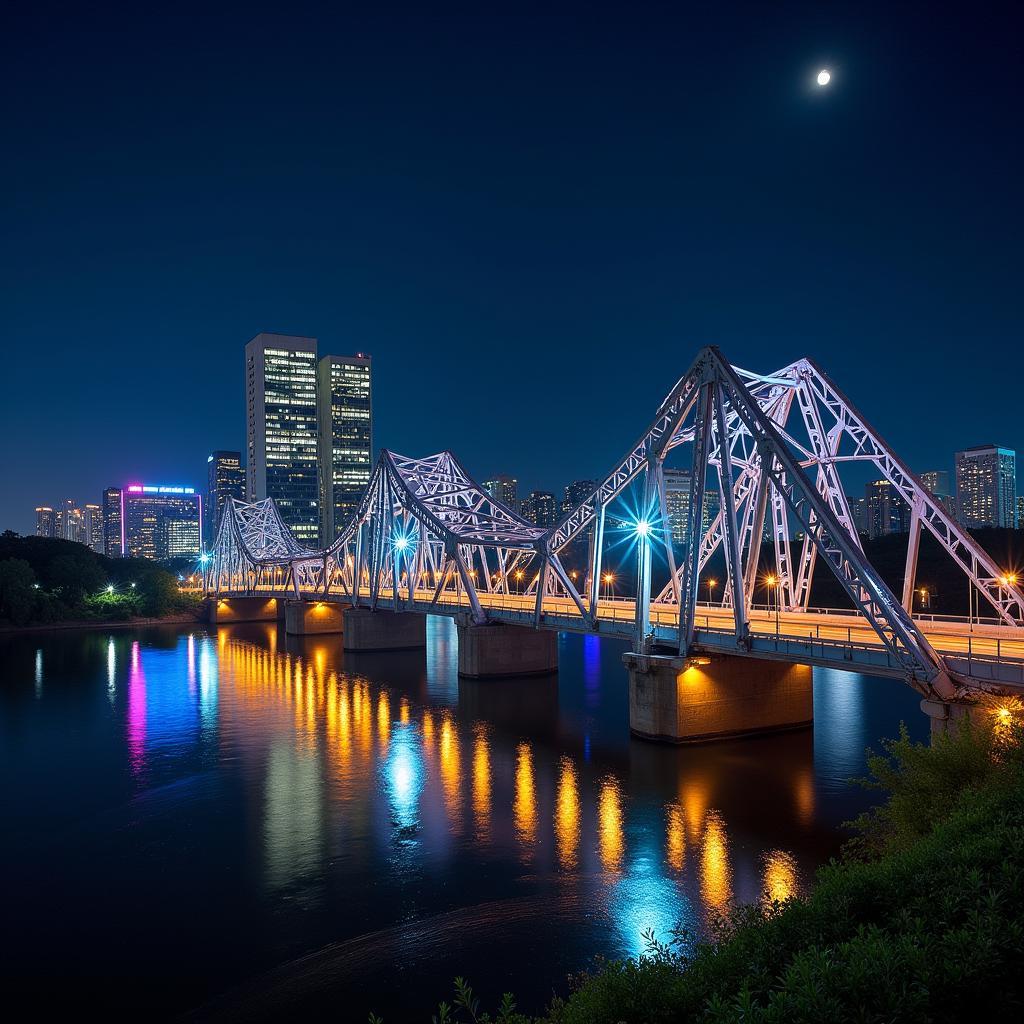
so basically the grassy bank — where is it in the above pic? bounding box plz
[379,717,1024,1023]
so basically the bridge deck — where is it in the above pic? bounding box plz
[210,586,1024,692]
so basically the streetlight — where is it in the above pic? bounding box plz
[603,571,614,600]
[765,574,780,635]
[706,577,717,605]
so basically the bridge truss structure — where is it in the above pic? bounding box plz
[207,347,1024,700]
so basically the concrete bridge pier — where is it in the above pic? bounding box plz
[624,651,813,743]
[920,698,997,741]
[343,608,426,651]
[284,600,345,635]
[456,619,559,678]
[208,595,281,624]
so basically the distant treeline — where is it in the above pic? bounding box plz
[0,533,202,627]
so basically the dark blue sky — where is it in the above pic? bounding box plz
[3,1,1021,533]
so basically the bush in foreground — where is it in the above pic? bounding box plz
[374,719,1024,1024]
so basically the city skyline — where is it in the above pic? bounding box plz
[3,2,1022,536]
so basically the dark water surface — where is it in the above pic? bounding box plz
[0,619,926,1020]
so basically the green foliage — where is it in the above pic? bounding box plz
[374,725,1024,1024]
[82,590,143,621]
[0,534,202,626]
[0,558,37,625]
[845,716,1024,856]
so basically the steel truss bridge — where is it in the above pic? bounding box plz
[207,347,1024,702]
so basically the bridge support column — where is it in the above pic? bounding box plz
[920,698,994,741]
[284,600,345,635]
[208,596,280,624]
[624,652,813,743]
[342,608,426,651]
[456,620,558,678]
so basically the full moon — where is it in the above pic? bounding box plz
[817,69,831,86]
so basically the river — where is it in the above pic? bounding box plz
[0,619,925,1020]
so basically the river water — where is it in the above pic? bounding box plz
[0,619,925,1020]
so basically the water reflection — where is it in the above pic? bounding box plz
[763,849,798,906]
[598,776,624,872]
[472,724,492,842]
[555,757,580,870]
[0,622,929,1022]
[514,742,537,852]
[700,810,732,912]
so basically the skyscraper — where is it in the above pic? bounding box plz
[103,487,123,557]
[318,353,373,542]
[1018,495,1024,530]
[246,333,321,546]
[663,469,692,544]
[207,451,245,541]
[919,469,956,518]
[483,475,518,508]
[57,499,85,544]
[562,479,595,515]
[864,479,908,539]
[955,445,1017,529]
[848,495,868,537]
[83,504,104,553]
[122,485,202,560]
[35,506,56,538]
[521,490,558,527]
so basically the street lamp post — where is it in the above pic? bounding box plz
[706,577,717,606]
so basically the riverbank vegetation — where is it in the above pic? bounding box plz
[379,714,1024,1023]
[0,533,201,627]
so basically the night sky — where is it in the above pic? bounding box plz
[3,1,1022,534]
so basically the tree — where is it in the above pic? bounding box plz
[0,559,37,625]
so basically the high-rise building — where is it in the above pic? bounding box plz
[207,451,245,542]
[919,468,956,519]
[57,499,85,544]
[246,333,321,546]
[848,495,868,536]
[35,506,56,538]
[521,490,558,527]
[1018,495,1024,529]
[318,353,373,542]
[919,470,950,496]
[103,487,123,557]
[864,479,908,539]
[122,485,203,560]
[83,504,104,553]
[483,475,518,509]
[663,469,692,544]
[562,479,595,515]
[955,445,1017,529]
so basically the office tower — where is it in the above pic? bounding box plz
[848,496,868,537]
[122,485,203,560]
[35,506,56,538]
[1018,495,1024,529]
[919,470,950,496]
[83,504,104,553]
[318,353,372,542]
[955,445,1017,529]
[663,469,692,544]
[919,469,956,518]
[245,333,321,546]
[864,479,908,539]
[562,479,595,515]
[520,490,558,527]
[483,474,518,508]
[207,451,245,541]
[702,489,720,531]
[103,487,123,557]
[57,499,85,544]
